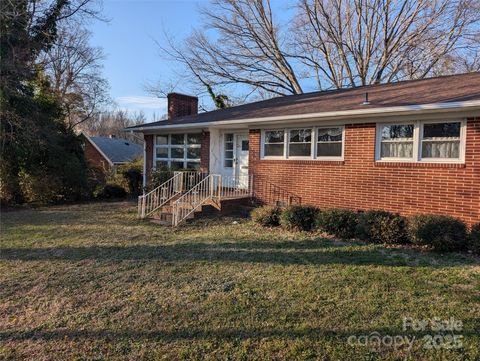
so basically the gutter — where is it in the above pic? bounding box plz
[126,100,480,132]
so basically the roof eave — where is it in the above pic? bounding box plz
[125,100,480,132]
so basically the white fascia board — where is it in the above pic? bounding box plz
[127,100,480,133]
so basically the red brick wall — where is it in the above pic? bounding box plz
[84,141,111,174]
[200,132,210,172]
[249,118,480,226]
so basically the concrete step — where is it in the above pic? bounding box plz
[149,218,171,226]
[150,196,254,226]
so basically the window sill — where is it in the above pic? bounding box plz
[259,159,345,165]
[375,161,466,168]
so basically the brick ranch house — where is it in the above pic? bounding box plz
[127,72,480,226]
[83,133,142,174]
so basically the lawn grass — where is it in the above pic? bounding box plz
[1,202,479,360]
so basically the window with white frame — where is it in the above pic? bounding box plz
[379,124,414,159]
[224,133,234,168]
[264,130,285,157]
[262,127,344,160]
[376,120,465,162]
[155,133,201,170]
[289,129,312,157]
[317,127,343,157]
[421,122,461,159]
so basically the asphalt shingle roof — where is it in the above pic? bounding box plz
[90,137,142,164]
[127,72,480,130]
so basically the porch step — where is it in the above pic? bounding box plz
[150,218,171,226]
[150,196,253,225]
[151,205,198,224]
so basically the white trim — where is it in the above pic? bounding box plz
[418,119,466,163]
[375,123,416,162]
[261,129,286,159]
[222,132,235,170]
[127,100,480,132]
[260,126,345,161]
[82,132,114,167]
[314,126,345,161]
[287,128,313,160]
[375,119,467,163]
[142,139,147,190]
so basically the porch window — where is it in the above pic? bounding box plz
[317,127,343,158]
[264,130,285,157]
[155,133,201,170]
[224,133,234,168]
[288,129,312,157]
[379,124,414,159]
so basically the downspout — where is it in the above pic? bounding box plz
[142,136,147,193]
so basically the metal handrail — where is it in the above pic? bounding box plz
[172,174,221,226]
[172,174,254,226]
[137,171,207,219]
[219,174,253,199]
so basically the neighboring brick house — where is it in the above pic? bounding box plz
[83,134,143,174]
[127,73,480,225]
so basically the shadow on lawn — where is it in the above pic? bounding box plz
[1,326,478,343]
[0,239,476,267]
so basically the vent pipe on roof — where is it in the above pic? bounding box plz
[362,92,370,105]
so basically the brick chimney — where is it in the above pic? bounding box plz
[167,93,198,120]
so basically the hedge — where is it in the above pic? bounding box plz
[316,209,358,239]
[356,210,408,244]
[251,205,281,227]
[407,214,468,252]
[280,205,319,231]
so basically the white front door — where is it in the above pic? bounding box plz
[234,134,249,188]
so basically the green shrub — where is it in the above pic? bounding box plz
[94,184,127,199]
[316,209,358,239]
[407,214,468,252]
[150,169,174,189]
[356,210,408,244]
[118,159,143,196]
[122,168,142,196]
[251,205,281,227]
[468,223,480,254]
[280,205,319,231]
[18,170,62,204]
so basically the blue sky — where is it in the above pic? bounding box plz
[90,0,204,120]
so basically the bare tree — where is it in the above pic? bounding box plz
[156,0,479,100]
[80,110,145,142]
[295,0,480,88]
[38,21,110,128]
[156,0,302,98]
